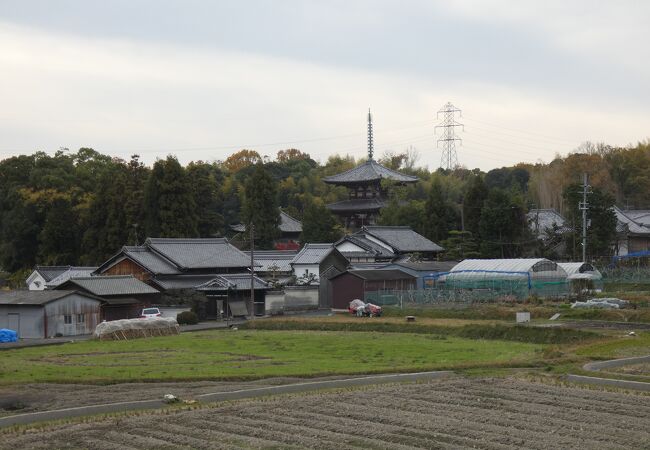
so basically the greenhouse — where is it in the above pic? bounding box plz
[437,258,569,300]
[557,262,603,293]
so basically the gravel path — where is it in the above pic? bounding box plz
[2,377,649,449]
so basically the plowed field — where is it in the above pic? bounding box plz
[3,377,649,449]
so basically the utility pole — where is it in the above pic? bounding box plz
[579,173,591,262]
[435,102,464,170]
[249,223,255,319]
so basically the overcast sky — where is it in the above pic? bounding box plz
[1,1,648,171]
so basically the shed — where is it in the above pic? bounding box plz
[56,275,160,320]
[329,269,416,309]
[443,258,568,298]
[290,244,349,282]
[196,274,270,318]
[380,261,458,289]
[0,290,103,338]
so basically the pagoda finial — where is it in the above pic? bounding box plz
[367,108,374,160]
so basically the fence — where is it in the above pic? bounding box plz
[364,277,571,307]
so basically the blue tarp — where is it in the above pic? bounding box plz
[0,328,18,343]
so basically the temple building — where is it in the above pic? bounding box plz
[323,111,419,229]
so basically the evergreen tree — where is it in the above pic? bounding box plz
[187,162,224,237]
[38,197,79,265]
[463,174,487,238]
[440,230,480,260]
[422,178,458,243]
[478,188,527,258]
[300,198,342,243]
[242,164,280,249]
[144,156,198,238]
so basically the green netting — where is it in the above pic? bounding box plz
[364,279,570,306]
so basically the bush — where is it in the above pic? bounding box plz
[176,311,199,325]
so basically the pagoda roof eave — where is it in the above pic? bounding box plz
[322,159,419,185]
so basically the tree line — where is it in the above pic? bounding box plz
[2,140,648,277]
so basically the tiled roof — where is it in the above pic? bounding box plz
[150,275,224,290]
[45,267,98,288]
[196,273,269,291]
[527,209,570,238]
[35,266,70,282]
[623,210,650,226]
[62,276,160,297]
[146,238,251,270]
[0,290,102,306]
[613,207,650,235]
[243,250,297,273]
[388,261,458,273]
[123,246,180,275]
[230,211,303,234]
[326,198,386,213]
[290,243,335,265]
[323,160,418,185]
[336,235,395,259]
[361,226,444,253]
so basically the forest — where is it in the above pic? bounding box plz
[1,141,649,279]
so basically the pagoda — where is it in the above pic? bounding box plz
[323,111,419,229]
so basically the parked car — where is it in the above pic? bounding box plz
[140,307,162,319]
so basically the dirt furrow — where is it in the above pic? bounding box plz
[270,404,490,450]
[300,397,524,450]
[173,415,294,449]
[242,406,429,450]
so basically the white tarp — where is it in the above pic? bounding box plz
[94,317,180,340]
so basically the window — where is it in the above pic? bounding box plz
[77,314,85,323]
[64,315,72,324]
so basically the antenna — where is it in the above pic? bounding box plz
[367,108,374,160]
[435,102,464,170]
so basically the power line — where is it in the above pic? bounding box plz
[462,116,577,145]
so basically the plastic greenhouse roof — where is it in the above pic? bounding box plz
[450,259,559,273]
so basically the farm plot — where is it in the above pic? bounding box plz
[3,377,650,449]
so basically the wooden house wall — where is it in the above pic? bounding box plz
[102,258,151,282]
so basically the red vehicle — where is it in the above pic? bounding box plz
[348,300,382,317]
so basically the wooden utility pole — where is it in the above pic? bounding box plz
[249,223,255,319]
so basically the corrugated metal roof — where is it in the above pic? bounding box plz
[323,160,418,185]
[361,226,444,253]
[196,273,269,291]
[123,246,180,275]
[64,276,160,296]
[146,238,251,269]
[45,267,98,288]
[0,290,102,306]
[337,269,416,281]
[290,243,335,265]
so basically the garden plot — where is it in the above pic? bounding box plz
[3,377,650,449]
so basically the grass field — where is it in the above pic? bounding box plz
[0,329,547,385]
